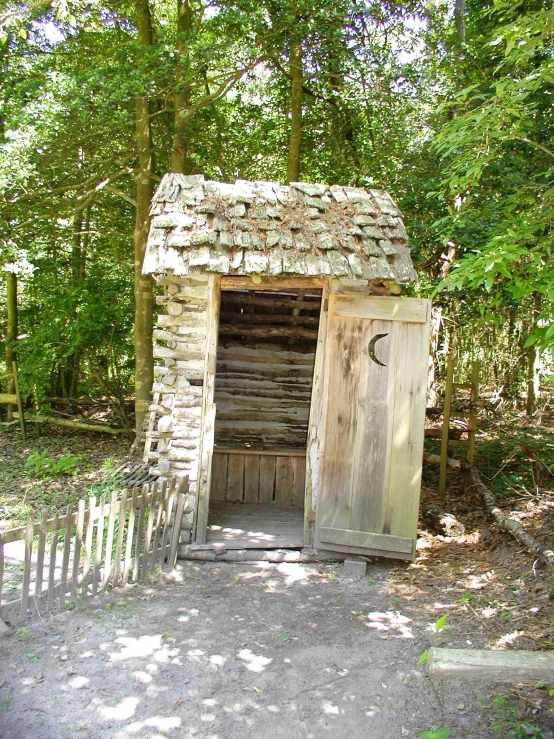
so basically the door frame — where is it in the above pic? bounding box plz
[193,276,327,545]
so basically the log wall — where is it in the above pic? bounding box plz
[144,274,211,520]
[214,343,316,448]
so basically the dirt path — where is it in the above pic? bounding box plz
[1,560,494,739]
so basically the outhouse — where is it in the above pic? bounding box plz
[142,174,431,561]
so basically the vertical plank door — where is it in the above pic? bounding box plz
[315,295,431,560]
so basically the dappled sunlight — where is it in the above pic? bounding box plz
[366,610,414,638]
[276,562,312,584]
[101,696,139,721]
[126,715,182,733]
[107,634,164,661]
[237,648,273,672]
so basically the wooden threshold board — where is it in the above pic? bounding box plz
[196,502,304,550]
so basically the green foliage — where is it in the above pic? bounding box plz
[24,448,82,479]
[417,729,452,739]
[491,695,554,739]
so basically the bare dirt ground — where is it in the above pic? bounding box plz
[0,560,494,739]
[1,425,554,738]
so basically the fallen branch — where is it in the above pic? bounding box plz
[14,412,128,436]
[427,647,554,682]
[469,465,554,571]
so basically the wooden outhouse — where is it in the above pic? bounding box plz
[142,174,430,561]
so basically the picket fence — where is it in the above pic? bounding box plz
[0,477,188,625]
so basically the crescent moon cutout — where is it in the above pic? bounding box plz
[368,333,389,367]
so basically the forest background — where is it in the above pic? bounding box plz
[0,0,552,432]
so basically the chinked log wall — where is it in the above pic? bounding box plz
[214,343,316,448]
[144,273,212,535]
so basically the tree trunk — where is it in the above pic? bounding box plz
[454,0,466,45]
[5,270,17,421]
[286,36,302,183]
[171,0,192,174]
[526,292,541,416]
[134,0,155,434]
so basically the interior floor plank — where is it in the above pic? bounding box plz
[204,502,304,549]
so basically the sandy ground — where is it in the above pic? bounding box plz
[0,560,494,739]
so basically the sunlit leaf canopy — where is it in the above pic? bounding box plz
[0,0,552,407]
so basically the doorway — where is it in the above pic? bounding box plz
[198,286,323,549]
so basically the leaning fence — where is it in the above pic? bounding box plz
[0,477,188,626]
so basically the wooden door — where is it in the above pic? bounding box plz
[315,294,431,560]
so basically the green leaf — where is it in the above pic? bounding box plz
[434,615,448,633]
[418,650,429,665]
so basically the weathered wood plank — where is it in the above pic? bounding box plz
[320,526,413,554]
[275,457,294,507]
[226,454,245,502]
[385,318,430,544]
[142,488,157,576]
[19,512,34,621]
[46,513,59,610]
[133,485,149,582]
[151,482,166,568]
[210,453,228,501]
[221,276,325,291]
[70,499,85,604]
[305,280,329,543]
[315,294,430,560]
[168,484,187,568]
[59,504,73,609]
[112,489,128,587]
[81,497,96,591]
[259,455,276,504]
[291,456,306,508]
[332,295,429,323]
[92,495,105,595]
[123,490,138,582]
[244,455,260,503]
[218,324,318,341]
[193,275,221,544]
[427,647,554,682]
[34,511,48,598]
[103,491,118,586]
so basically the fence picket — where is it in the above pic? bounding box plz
[92,495,106,595]
[0,475,189,626]
[152,481,166,568]
[81,497,96,593]
[123,489,138,585]
[142,486,158,578]
[34,510,48,598]
[59,504,73,609]
[133,485,149,582]
[161,480,177,564]
[19,511,34,622]
[47,513,59,611]
[112,490,128,587]
[71,499,85,604]
[103,490,118,587]
[169,482,187,568]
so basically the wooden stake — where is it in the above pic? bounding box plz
[438,357,455,497]
[427,647,554,682]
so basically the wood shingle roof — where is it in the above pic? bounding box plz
[143,173,417,283]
